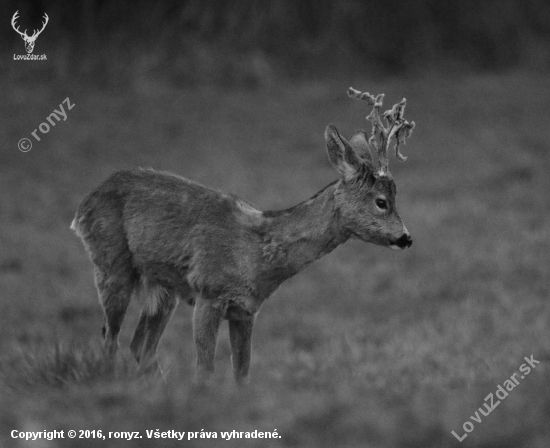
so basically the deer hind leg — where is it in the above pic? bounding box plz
[193,297,223,381]
[95,266,136,359]
[130,281,178,372]
[228,309,256,385]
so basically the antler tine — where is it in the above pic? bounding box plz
[348,86,415,176]
[347,87,377,105]
[31,12,49,38]
[11,11,28,38]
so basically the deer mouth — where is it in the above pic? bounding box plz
[389,243,405,251]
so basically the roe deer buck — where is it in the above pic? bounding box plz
[71,87,415,384]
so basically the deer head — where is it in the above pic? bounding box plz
[12,11,49,54]
[325,87,415,250]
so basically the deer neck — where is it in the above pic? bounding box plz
[261,180,348,278]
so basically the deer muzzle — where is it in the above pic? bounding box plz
[389,232,412,250]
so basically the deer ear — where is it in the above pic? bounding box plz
[325,125,362,179]
[350,130,374,167]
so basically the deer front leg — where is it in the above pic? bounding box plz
[193,297,222,382]
[229,314,255,385]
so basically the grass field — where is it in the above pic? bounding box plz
[1,71,550,447]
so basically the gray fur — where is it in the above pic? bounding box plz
[71,125,411,383]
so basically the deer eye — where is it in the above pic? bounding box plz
[375,198,388,210]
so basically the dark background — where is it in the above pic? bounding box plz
[1,1,550,447]
[2,0,550,83]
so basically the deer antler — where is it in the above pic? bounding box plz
[11,11,27,39]
[30,12,49,39]
[348,87,415,176]
[11,11,49,40]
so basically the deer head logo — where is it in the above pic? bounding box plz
[11,11,49,54]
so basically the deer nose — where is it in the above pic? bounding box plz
[395,233,412,249]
